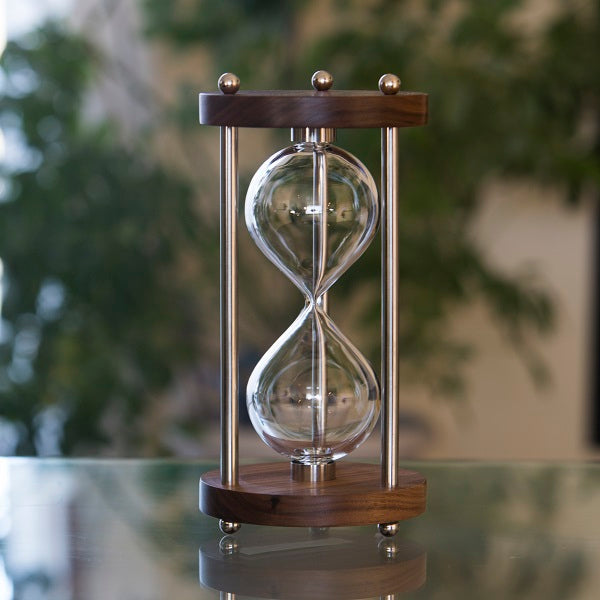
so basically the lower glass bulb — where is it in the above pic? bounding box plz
[247,304,380,464]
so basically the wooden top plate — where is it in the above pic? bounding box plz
[199,90,428,128]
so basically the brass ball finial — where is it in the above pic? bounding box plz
[378,522,400,537]
[218,73,240,94]
[378,73,401,95]
[219,520,241,534]
[311,70,334,91]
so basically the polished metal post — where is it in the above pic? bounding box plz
[217,73,240,488]
[220,123,239,487]
[379,74,402,490]
[314,146,328,453]
[381,125,399,488]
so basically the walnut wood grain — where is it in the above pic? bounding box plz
[199,90,428,128]
[199,462,426,527]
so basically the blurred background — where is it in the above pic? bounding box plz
[0,0,598,460]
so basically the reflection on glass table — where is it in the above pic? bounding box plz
[0,460,599,599]
[200,529,425,599]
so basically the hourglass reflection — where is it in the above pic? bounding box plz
[246,135,380,470]
[199,71,428,532]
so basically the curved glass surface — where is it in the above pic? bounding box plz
[244,141,380,465]
[245,142,378,298]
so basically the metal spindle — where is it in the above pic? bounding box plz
[315,146,328,454]
[381,125,400,489]
[378,73,402,490]
[217,73,241,489]
[220,123,239,487]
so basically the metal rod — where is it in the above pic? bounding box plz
[220,125,239,486]
[381,126,399,488]
[311,144,328,454]
[317,147,329,448]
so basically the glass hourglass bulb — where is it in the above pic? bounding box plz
[246,142,378,297]
[245,138,380,466]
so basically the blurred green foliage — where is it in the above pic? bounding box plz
[0,0,597,455]
[0,25,211,454]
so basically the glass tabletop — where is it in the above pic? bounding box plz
[0,459,598,599]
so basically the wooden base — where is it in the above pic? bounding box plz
[199,462,426,527]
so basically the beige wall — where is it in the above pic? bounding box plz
[401,180,599,460]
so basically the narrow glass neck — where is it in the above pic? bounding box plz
[304,295,328,310]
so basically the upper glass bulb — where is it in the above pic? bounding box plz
[245,141,379,299]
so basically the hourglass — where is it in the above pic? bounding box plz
[199,71,428,535]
